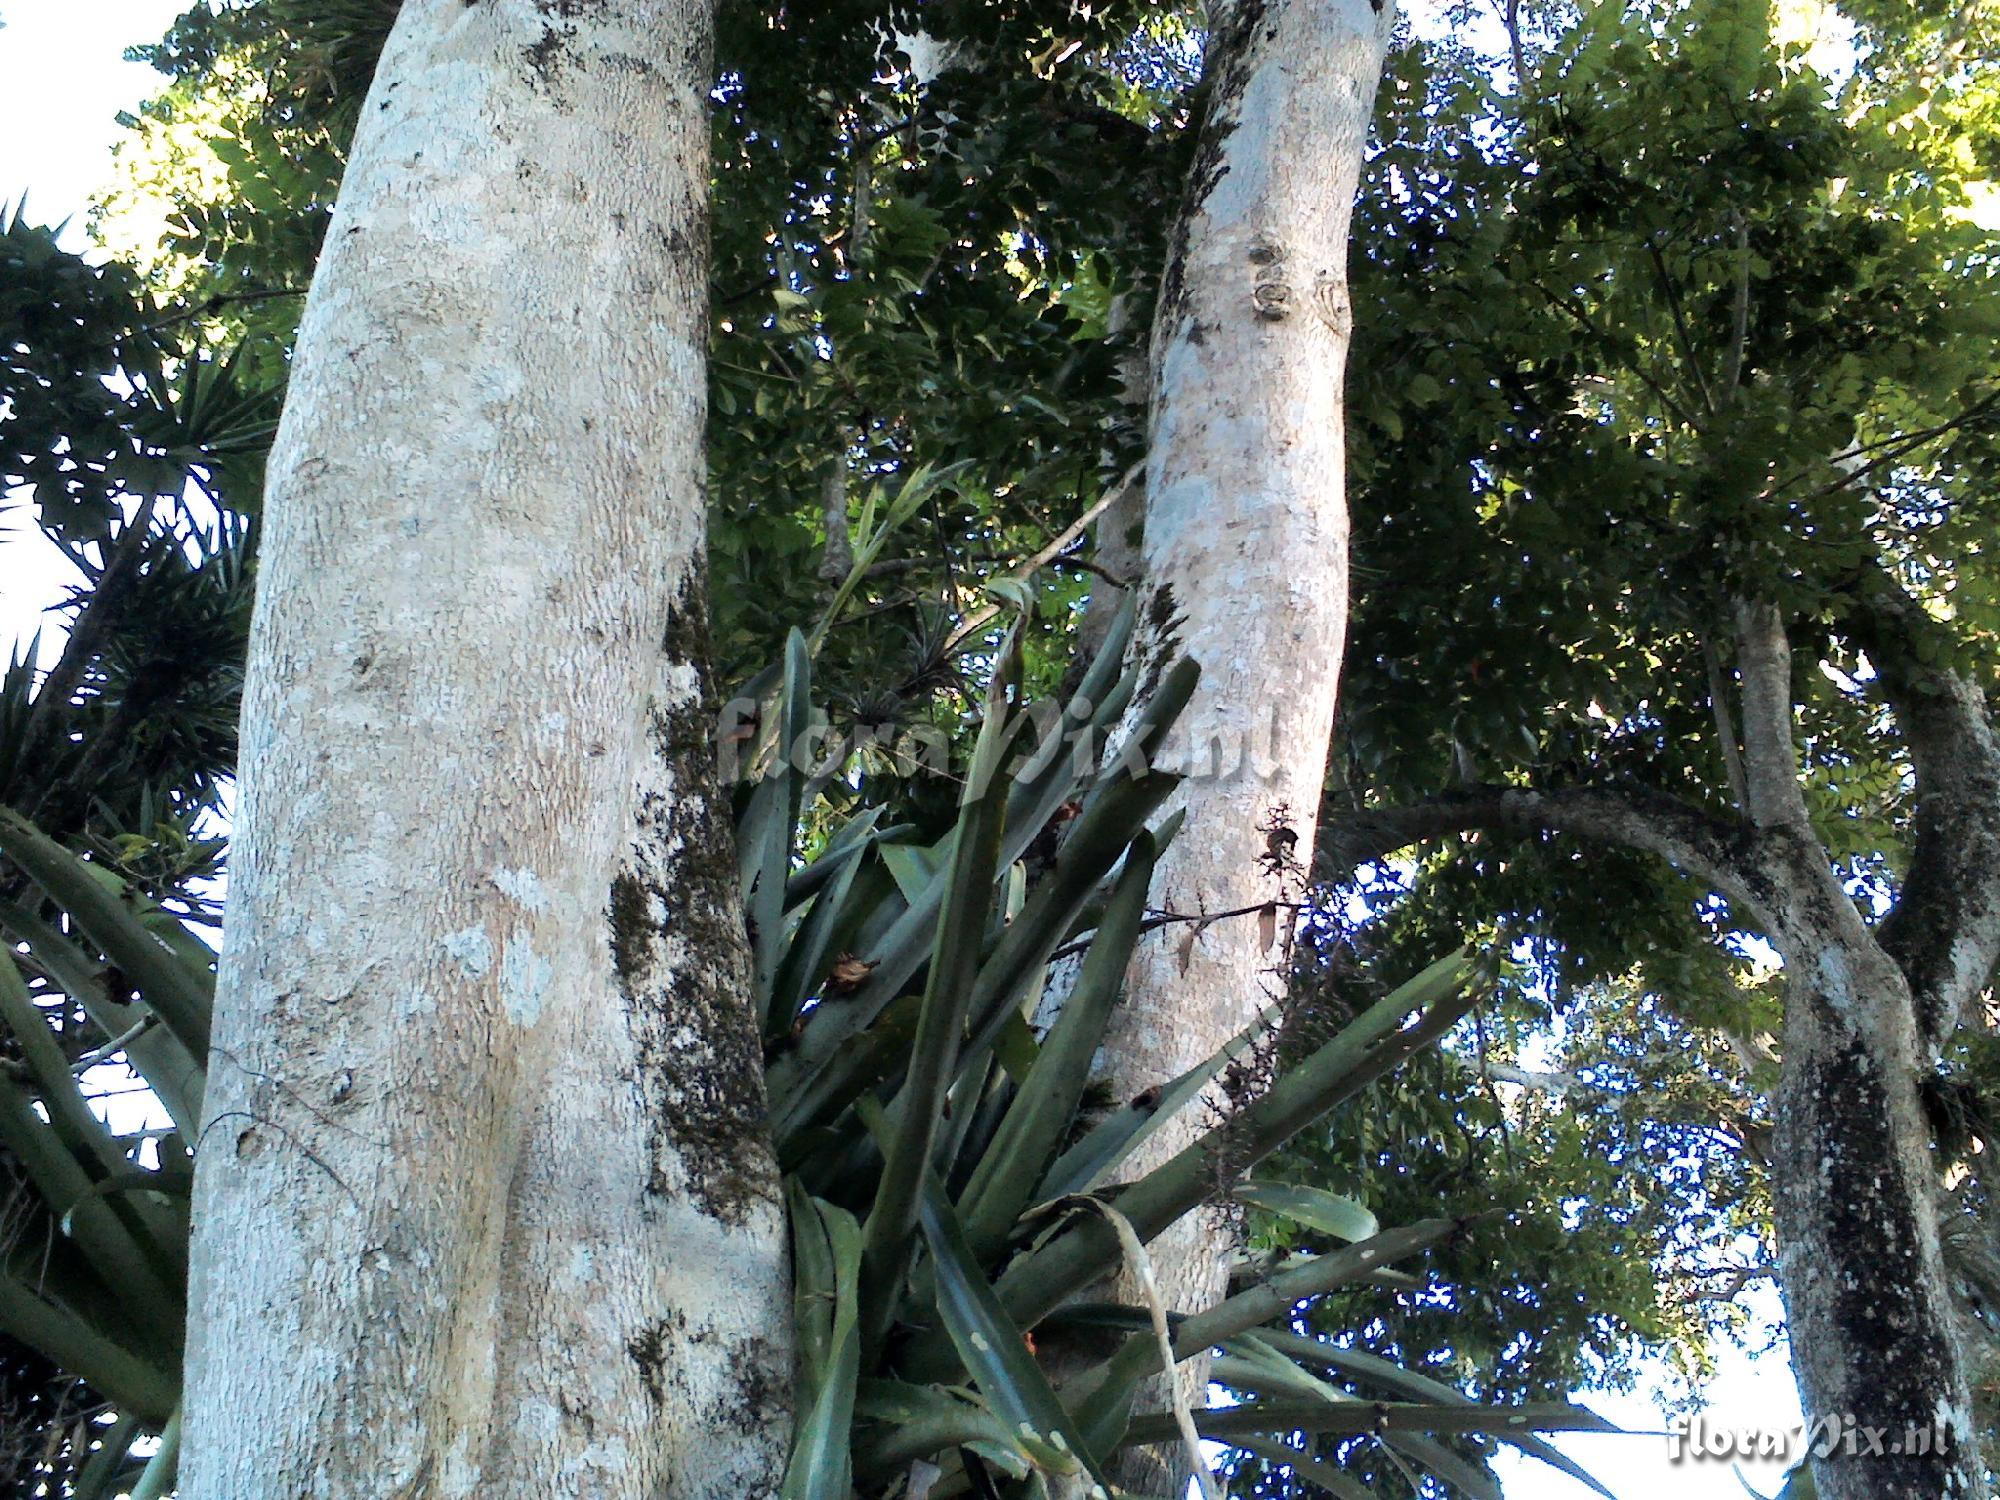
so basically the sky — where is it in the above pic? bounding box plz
[0,3,1815,1496]
[1,0,190,666]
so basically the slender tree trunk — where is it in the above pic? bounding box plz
[181,3,790,1494]
[1093,1,1395,1486]
[1075,292,1151,666]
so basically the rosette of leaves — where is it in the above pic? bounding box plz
[737,605,1619,1500]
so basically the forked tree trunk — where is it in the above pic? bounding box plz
[1757,828,1982,1499]
[1093,0,1396,1487]
[181,3,790,1494]
[1742,821,1983,1500]
[1732,600,1980,1499]
[1311,590,1996,1497]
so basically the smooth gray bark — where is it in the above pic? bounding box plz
[1092,1,1397,1489]
[181,4,790,1494]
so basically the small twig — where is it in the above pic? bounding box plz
[942,462,1145,655]
[1048,901,1312,965]
[850,112,919,151]
[1055,555,1133,589]
[71,1015,156,1074]
[719,274,778,309]
[1686,1260,1774,1303]
[134,286,306,339]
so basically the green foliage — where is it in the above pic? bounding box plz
[95,0,385,376]
[719,617,1607,1496]
[93,0,1190,720]
[1,211,262,874]
[22,0,2000,1491]
[0,816,206,1492]
[1285,0,2000,1481]
[1346,0,1999,822]
[0,207,260,1493]
[701,3,1189,712]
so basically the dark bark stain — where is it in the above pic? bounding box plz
[607,870,651,988]
[625,1317,677,1406]
[1134,580,1187,706]
[613,570,780,1226]
[601,50,660,79]
[1155,0,1268,333]
[521,25,577,91]
[721,1334,786,1430]
[520,1,613,93]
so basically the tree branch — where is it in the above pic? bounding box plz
[1731,598,1809,830]
[1526,279,1700,432]
[1317,781,1778,929]
[1703,634,1750,811]
[942,461,1145,655]
[1683,1259,1774,1304]
[1841,569,2000,1048]
[1771,393,2000,511]
[1645,236,1718,418]
[818,441,855,583]
[131,285,306,341]
[1719,214,1752,401]
[1502,0,1530,98]
[1478,1060,1614,1098]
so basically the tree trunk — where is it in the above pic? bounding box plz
[1092,1,1395,1487]
[1730,600,1982,1497]
[1315,600,1995,1497]
[1767,875,1982,1498]
[181,3,791,1494]
[1319,778,1992,1497]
